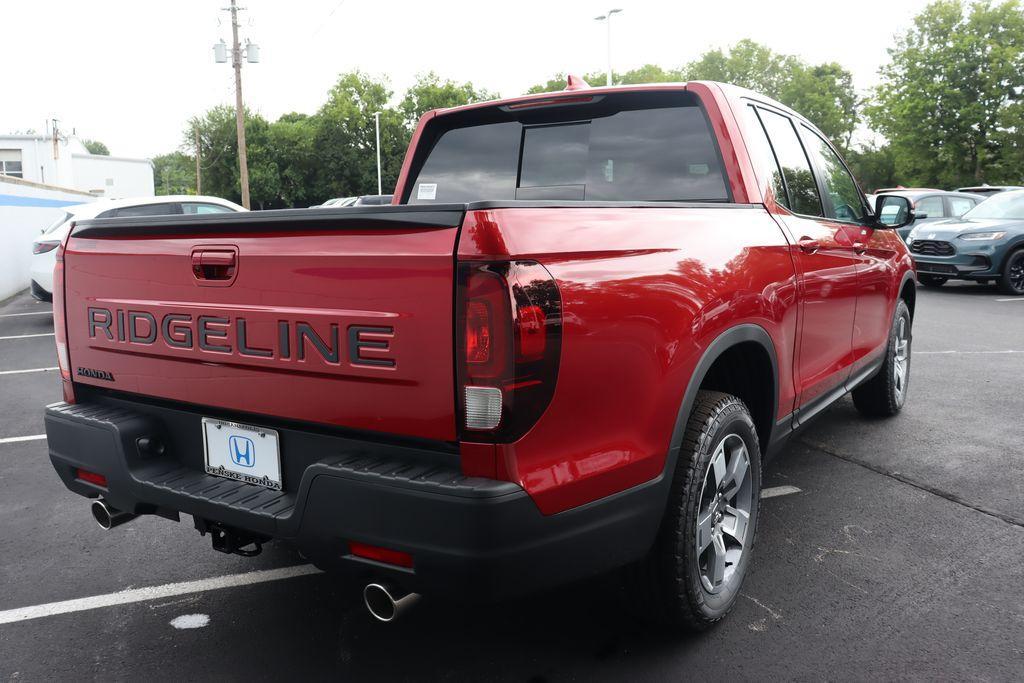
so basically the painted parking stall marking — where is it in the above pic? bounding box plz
[0,565,321,626]
[0,332,55,341]
[761,485,802,499]
[0,367,59,376]
[0,310,52,318]
[0,434,46,445]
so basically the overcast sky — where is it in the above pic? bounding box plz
[3,0,932,159]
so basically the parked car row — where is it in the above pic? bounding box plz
[30,195,246,301]
[30,192,396,301]
[903,189,1024,294]
[867,183,1024,295]
[311,194,393,208]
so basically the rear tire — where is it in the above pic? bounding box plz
[918,274,947,288]
[998,249,1024,295]
[622,391,761,630]
[852,299,912,417]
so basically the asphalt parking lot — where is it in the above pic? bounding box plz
[1,284,1022,680]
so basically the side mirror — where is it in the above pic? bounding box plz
[915,212,929,220]
[874,194,915,229]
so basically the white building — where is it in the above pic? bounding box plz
[0,134,153,198]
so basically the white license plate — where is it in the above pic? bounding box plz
[202,418,282,490]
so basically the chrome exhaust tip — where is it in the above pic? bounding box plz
[363,582,420,623]
[90,499,137,530]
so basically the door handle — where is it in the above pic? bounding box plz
[191,249,237,281]
[853,242,867,255]
[797,237,820,254]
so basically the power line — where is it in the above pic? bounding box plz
[311,0,348,38]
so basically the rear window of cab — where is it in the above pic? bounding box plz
[404,91,730,204]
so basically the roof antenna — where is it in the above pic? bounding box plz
[564,74,590,91]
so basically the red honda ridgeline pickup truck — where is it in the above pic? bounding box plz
[45,81,917,628]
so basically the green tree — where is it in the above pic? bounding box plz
[187,106,280,208]
[399,71,495,128]
[312,71,407,200]
[682,39,799,96]
[526,42,858,148]
[845,144,898,193]
[152,152,194,195]
[266,113,318,207]
[82,139,110,155]
[780,63,859,151]
[683,41,858,147]
[867,0,1024,187]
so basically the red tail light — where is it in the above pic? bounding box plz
[465,301,493,364]
[457,261,562,442]
[33,240,60,254]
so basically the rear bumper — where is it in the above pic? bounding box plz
[30,280,53,302]
[44,397,664,600]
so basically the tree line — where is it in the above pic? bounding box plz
[151,0,1024,205]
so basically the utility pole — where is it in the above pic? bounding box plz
[594,9,623,87]
[228,0,250,208]
[51,119,60,160]
[374,111,382,195]
[194,125,202,195]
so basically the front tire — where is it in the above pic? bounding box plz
[998,249,1024,295]
[852,299,912,417]
[622,391,761,630]
[918,274,947,288]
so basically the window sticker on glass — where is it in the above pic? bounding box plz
[689,164,709,175]
[417,183,437,200]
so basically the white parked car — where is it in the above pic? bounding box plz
[30,195,246,301]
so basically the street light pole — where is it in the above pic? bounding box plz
[594,8,622,87]
[374,111,382,196]
[228,0,250,209]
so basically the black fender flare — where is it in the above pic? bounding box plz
[663,323,780,480]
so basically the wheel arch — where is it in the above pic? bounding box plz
[666,324,779,471]
[996,239,1024,274]
[899,270,917,320]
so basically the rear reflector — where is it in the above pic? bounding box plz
[349,541,414,569]
[464,386,503,430]
[76,468,107,487]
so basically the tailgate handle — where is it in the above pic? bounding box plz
[192,249,237,282]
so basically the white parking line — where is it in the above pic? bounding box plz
[995,298,1024,302]
[916,350,1020,355]
[0,367,58,376]
[0,310,52,318]
[0,434,46,444]
[761,485,802,499]
[0,565,321,626]
[0,333,54,341]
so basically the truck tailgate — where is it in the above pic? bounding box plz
[63,207,464,442]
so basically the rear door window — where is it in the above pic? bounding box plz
[756,109,823,217]
[182,202,235,214]
[947,196,976,217]
[740,105,788,208]
[915,195,944,219]
[114,203,181,217]
[407,94,729,204]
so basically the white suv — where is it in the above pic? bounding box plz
[30,195,245,300]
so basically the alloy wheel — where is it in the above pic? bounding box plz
[893,315,910,402]
[1009,254,1024,293]
[695,434,753,594]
